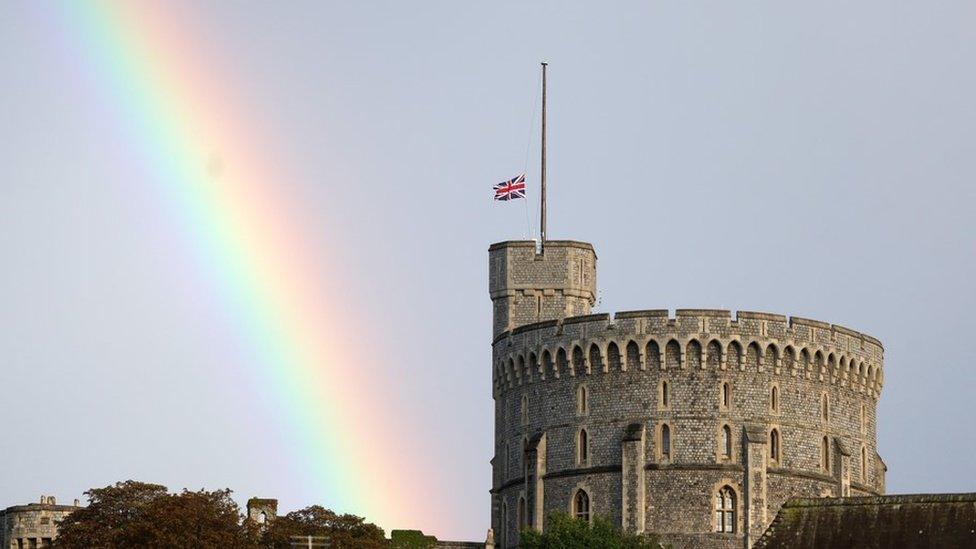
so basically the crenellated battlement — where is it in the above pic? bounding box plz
[488,238,887,548]
[492,309,884,400]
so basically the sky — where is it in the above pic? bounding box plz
[1,0,975,541]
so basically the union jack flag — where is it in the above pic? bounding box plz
[493,173,526,201]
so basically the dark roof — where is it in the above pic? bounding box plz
[755,493,976,549]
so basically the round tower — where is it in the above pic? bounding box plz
[488,239,884,549]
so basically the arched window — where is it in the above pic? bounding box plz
[822,394,830,422]
[577,429,589,465]
[771,386,779,412]
[721,383,730,409]
[660,423,671,461]
[686,340,702,369]
[707,340,722,368]
[822,436,830,472]
[661,380,670,408]
[589,344,603,373]
[572,346,585,375]
[714,486,736,533]
[573,489,590,522]
[517,497,527,531]
[258,511,267,524]
[665,340,681,369]
[607,342,621,371]
[646,340,661,370]
[626,341,641,370]
[577,385,588,415]
[721,425,732,459]
[726,341,742,368]
[770,429,780,462]
[520,395,528,426]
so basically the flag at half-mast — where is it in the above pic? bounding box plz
[494,173,526,201]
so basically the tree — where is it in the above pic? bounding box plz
[55,480,254,549]
[519,512,666,549]
[261,505,387,549]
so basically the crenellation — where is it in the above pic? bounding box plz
[490,240,884,549]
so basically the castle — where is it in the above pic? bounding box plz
[489,240,885,548]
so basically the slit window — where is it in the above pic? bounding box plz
[721,425,732,458]
[661,423,671,461]
[577,429,589,464]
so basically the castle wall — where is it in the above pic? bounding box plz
[490,309,884,549]
[0,498,79,549]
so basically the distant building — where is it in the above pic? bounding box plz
[0,496,80,549]
[246,497,278,526]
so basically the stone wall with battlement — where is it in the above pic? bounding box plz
[487,241,885,549]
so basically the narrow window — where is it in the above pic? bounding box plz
[661,423,671,461]
[770,429,780,462]
[573,489,590,522]
[822,436,830,472]
[860,404,866,434]
[577,385,587,415]
[722,383,730,408]
[501,501,508,547]
[661,380,669,407]
[822,394,830,422]
[518,497,527,531]
[577,429,589,465]
[714,486,736,533]
[861,446,867,481]
[771,386,779,412]
[520,395,528,426]
[722,425,732,459]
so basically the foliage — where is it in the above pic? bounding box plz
[260,505,387,549]
[519,512,666,549]
[390,529,438,548]
[54,481,253,549]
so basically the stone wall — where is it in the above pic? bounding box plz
[488,241,884,549]
[0,497,79,549]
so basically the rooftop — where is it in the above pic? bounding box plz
[754,493,976,549]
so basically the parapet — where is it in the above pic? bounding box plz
[489,240,597,337]
[492,308,885,399]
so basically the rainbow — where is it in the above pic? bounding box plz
[45,1,430,532]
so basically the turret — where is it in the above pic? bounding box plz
[488,240,597,338]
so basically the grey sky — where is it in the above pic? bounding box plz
[1,1,974,540]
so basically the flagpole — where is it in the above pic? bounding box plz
[540,62,547,254]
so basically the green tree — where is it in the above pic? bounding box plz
[520,512,665,549]
[389,529,438,549]
[261,505,387,549]
[55,481,254,549]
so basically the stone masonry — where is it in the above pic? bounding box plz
[489,240,885,549]
[0,496,80,549]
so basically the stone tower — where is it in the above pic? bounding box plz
[488,240,597,338]
[489,238,885,549]
[246,498,278,526]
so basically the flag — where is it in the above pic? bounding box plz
[494,173,526,201]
